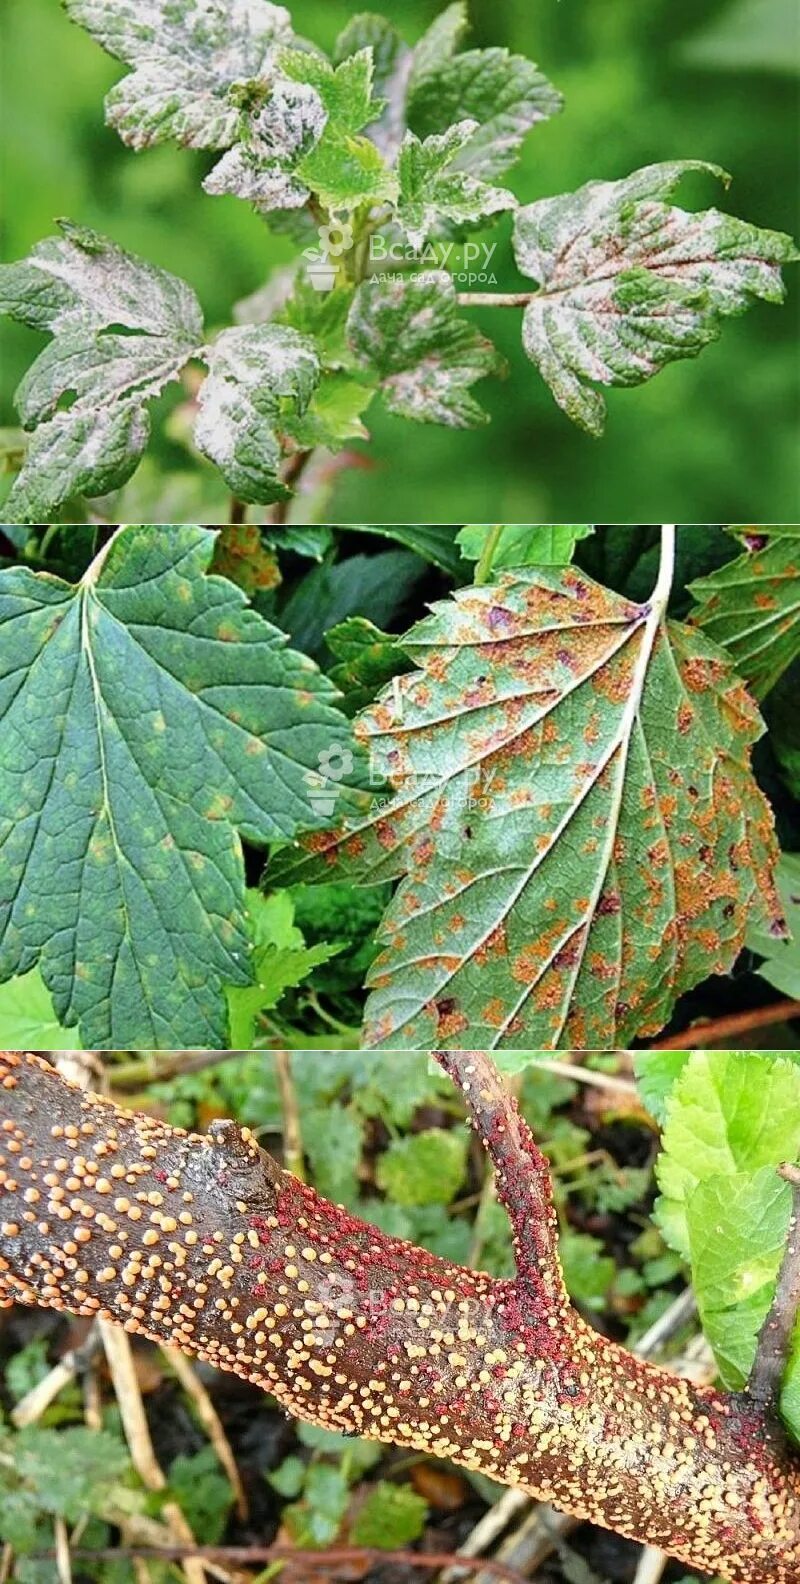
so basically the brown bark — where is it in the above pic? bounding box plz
[1,1051,798,1584]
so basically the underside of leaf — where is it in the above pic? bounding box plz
[514,161,798,435]
[272,563,784,1050]
[690,526,800,700]
[0,525,369,1049]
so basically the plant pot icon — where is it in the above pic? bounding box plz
[305,253,337,293]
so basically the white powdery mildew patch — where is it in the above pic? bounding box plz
[195,323,320,500]
[396,120,516,251]
[65,0,294,149]
[204,79,328,211]
[513,160,795,435]
[23,230,204,342]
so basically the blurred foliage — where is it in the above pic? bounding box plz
[1,0,797,521]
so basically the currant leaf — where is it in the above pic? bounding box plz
[514,161,798,435]
[690,526,800,700]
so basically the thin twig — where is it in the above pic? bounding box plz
[272,448,314,524]
[100,1320,212,1584]
[748,1163,800,1412]
[50,1546,533,1583]
[54,1516,72,1584]
[457,292,535,308]
[163,1346,248,1520]
[526,1058,638,1098]
[653,997,800,1049]
[11,1324,101,1427]
[274,1051,305,1181]
[633,1546,669,1584]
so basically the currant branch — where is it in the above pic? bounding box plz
[1,1052,798,1583]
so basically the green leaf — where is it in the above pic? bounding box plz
[195,324,320,504]
[559,1230,616,1310]
[350,1481,428,1547]
[690,527,800,700]
[348,271,504,427]
[633,1051,692,1124]
[226,890,341,1048]
[287,372,374,450]
[284,1462,350,1547]
[0,525,369,1048]
[407,5,561,180]
[280,48,397,211]
[327,616,409,717]
[274,563,782,1051]
[513,162,798,435]
[303,1103,364,1204]
[333,15,413,159]
[375,1127,468,1205]
[680,0,799,76]
[268,1454,307,1499]
[0,967,85,1051]
[344,523,464,578]
[0,224,202,521]
[746,851,800,1001]
[280,551,426,664]
[396,122,516,249]
[654,1051,800,1260]
[457,523,594,571]
[686,1167,793,1388]
[167,1447,233,1544]
[63,0,294,150]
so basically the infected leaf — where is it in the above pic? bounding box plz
[513,162,798,434]
[274,560,783,1050]
[347,271,504,427]
[0,525,369,1048]
[396,121,516,248]
[195,324,320,503]
[690,525,800,700]
[63,0,294,150]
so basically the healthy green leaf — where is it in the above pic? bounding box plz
[195,324,320,503]
[280,550,426,663]
[302,1102,364,1204]
[0,525,369,1048]
[396,122,516,249]
[343,522,464,578]
[407,4,562,180]
[333,15,413,160]
[225,890,341,1048]
[689,526,800,700]
[0,968,85,1052]
[273,561,783,1050]
[0,224,203,521]
[457,523,594,571]
[375,1127,468,1205]
[327,616,409,717]
[686,1167,794,1389]
[513,162,798,435]
[287,373,374,450]
[655,1051,800,1260]
[63,0,294,150]
[633,1051,692,1124]
[350,1481,429,1547]
[167,1447,233,1544]
[279,48,397,211]
[746,851,800,1001]
[347,271,504,426]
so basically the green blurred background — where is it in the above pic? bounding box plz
[1,0,798,523]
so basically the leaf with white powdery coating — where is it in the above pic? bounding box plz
[690,526,800,700]
[396,122,516,249]
[0,224,203,522]
[407,2,561,180]
[195,324,320,503]
[272,562,783,1051]
[347,271,504,427]
[0,525,370,1049]
[63,0,294,150]
[203,80,328,212]
[279,47,397,212]
[513,161,798,435]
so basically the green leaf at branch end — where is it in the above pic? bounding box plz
[457,523,594,573]
[348,270,504,427]
[0,525,370,1048]
[273,561,783,1051]
[514,161,798,435]
[0,223,203,522]
[280,47,397,211]
[396,122,517,249]
[63,0,295,151]
[690,526,800,700]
